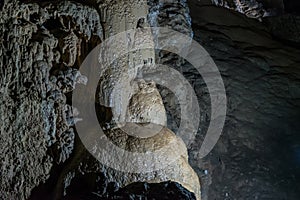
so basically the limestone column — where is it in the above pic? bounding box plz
[96,0,201,199]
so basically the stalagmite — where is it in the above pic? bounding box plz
[96,0,201,199]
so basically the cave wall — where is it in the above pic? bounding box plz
[0,0,300,199]
[0,0,199,199]
[188,1,300,199]
[0,1,103,199]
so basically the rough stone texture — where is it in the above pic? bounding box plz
[63,181,196,200]
[97,0,157,126]
[148,0,193,37]
[198,0,300,21]
[147,0,193,133]
[1,0,300,199]
[101,181,197,200]
[206,0,300,19]
[211,0,279,19]
[0,0,199,199]
[0,0,102,199]
[187,1,300,199]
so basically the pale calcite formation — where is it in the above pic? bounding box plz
[96,0,201,199]
[102,125,201,199]
[125,79,167,126]
[98,0,156,125]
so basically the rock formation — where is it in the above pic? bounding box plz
[0,1,102,198]
[82,0,201,199]
[1,0,300,199]
[0,0,200,199]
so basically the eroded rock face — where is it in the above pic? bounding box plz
[2,0,299,199]
[187,1,300,199]
[210,0,300,19]
[0,0,102,199]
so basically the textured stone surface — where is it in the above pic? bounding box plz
[101,126,201,199]
[187,1,300,199]
[50,124,201,199]
[206,0,300,19]
[63,181,196,200]
[0,0,102,199]
[125,79,167,126]
[94,0,201,199]
[211,0,282,19]
[0,0,199,199]
[97,0,157,126]
[1,0,300,199]
[147,0,194,133]
[102,181,197,200]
